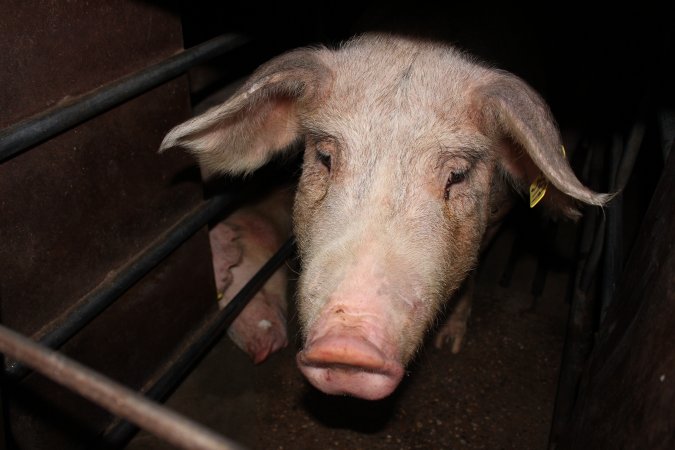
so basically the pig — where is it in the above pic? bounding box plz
[192,86,293,365]
[160,34,610,400]
[209,187,293,364]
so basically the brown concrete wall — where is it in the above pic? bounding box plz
[0,1,217,447]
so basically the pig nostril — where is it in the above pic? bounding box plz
[301,354,388,374]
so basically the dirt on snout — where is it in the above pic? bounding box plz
[127,216,572,450]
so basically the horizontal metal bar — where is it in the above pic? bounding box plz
[0,33,250,162]
[101,237,296,448]
[0,324,245,450]
[5,193,236,378]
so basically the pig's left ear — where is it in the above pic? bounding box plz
[160,48,331,175]
[475,72,612,218]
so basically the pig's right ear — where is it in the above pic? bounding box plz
[474,71,612,218]
[159,48,331,175]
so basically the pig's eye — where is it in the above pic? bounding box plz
[310,136,336,173]
[316,148,332,171]
[444,170,467,200]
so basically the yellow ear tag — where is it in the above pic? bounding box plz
[529,145,566,208]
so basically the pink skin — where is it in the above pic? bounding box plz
[208,222,241,293]
[209,193,291,364]
[296,249,425,400]
[160,34,609,399]
[297,316,405,400]
[227,289,287,364]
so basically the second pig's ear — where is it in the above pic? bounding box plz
[475,71,612,218]
[160,48,331,176]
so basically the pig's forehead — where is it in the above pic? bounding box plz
[310,42,488,135]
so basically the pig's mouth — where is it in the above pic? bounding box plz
[297,335,405,400]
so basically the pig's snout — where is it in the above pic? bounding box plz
[296,251,425,400]
[297,319,405,400]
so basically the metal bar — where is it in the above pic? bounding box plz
[548,139,604,449]
[101,237,296,448]
[5,193,236,378]
[598,118,644,323]
[530,220,559,300]
[0,33,249,162]
[599,135,624,324]
[0,324,245,450]
[615,120,646,192]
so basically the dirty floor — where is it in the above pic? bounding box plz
[127,210,574,450]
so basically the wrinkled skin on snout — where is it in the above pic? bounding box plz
[160,34,609,400]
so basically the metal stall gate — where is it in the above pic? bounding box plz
[0,3,289,448]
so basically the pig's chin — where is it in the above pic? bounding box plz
[297,334,405,400]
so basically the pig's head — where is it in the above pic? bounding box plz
[161,34,610,400]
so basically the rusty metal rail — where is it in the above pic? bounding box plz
[0,31,286,449]
[0,33,249,162]
[101,237,296,447]
[1,235,295,449]
[0,323,245,450]
[5,193,235,379]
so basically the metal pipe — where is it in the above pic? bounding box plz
[550,119,646,448]
[5,193,235,378]
[0,33,249,162]
[599,135,624,324]
[0,324,245,450]
[615,119,646,192]
[101,237,297,448]
[548,139,604,449]
[597,118,645,317]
